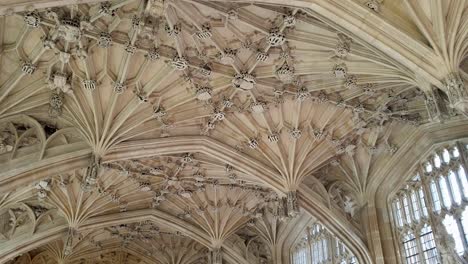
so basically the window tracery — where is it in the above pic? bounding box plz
[291,223,358,264]
[391,142,468,263]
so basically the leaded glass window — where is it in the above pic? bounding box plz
[391,142,468,263]
[291,223,358,264]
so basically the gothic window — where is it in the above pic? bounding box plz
[291,223,358,264]
[391,142,468,263]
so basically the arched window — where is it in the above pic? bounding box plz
[390,142,468,263]
[291,223,358,264]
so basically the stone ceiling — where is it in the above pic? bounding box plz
[0,0,467,263]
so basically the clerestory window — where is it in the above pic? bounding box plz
[390,142,468,263]
[291,223,358,264]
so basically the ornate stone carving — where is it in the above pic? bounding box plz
[124,42,137,55]
[145,48,160,61]
[57,17,82,42]
[289,128,302,139]
[153,106,167,119]
[34,179,51,200]
[344,75,357,89]
[48,72,72,94]
[247,138,259,149]
[445,73,468,114]
[99,2,115,17]
[196,86,213,101]
[296,87,310,102]
[251,101,267,113]
[256,51,269,62]
[98,32,112,48]
[335,33,352,58]
[196,23,212,39]
[82,154,101,192]
[232,73,256,91]
[218,48,237,65]
[366,0,382,12]
[267,28,286,46]
[113,82,126,94]
[21,62,36,75]
[24,12,41,28]
[49,91,64,117]
[82,79,96,91]
[283,14,296,27]
[276,63,295,84]
[165,23,181,37]
[333,63,347,78]
[171,56,188,70]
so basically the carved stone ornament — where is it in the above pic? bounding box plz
[145,48,160,61]
[267,28,286,47]
[49,91,64,117]
[82,79,97,91]
[251,101,267,113]
[333,63,348,78]
[113,82,126,94]
[82,154,101,192]
[171,56,188,70]
[344,75,357,89]
[196,23,212,39]
[335,36,351,58]
[256,51,269,62]
[296,87,310,102]
[445,73,468,114]
[57,18,82,42]
[232,73,256,91]
[21,62,37,75]
[289,128,302,139]
[276,63,295,84]
[99,2,116,17]
[24,12,41,28]
[196,86,213,101]
[98,32,112,48]
[219,48,237,65]
[366,0,382,12]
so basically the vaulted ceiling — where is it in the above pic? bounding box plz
[0,0,467,263]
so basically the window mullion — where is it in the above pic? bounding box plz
[406,190,418,223]
[455,210,468,254]
[420,167,436,215]
[415,233,427,264]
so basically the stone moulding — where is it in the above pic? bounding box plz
[0,135,373,264]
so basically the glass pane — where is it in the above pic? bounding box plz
[453,147,460,158]
[403,195,412,224]
[411,191,420,221]
[448,171,462,205]
[442,149,450,163]
[420,225,439,264]
[443,215,464,255]
[425,162,433,173]
[403,233,419,264]
[462,209,468,250]
[418,189,428,217]
[438,177,453,209]
[430,181,441,213]
[434,155,441,168]
[394,200,404,227]
[458,167,468,199]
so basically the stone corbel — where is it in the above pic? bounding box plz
[445,73,468,117]
[424,87,454,123]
